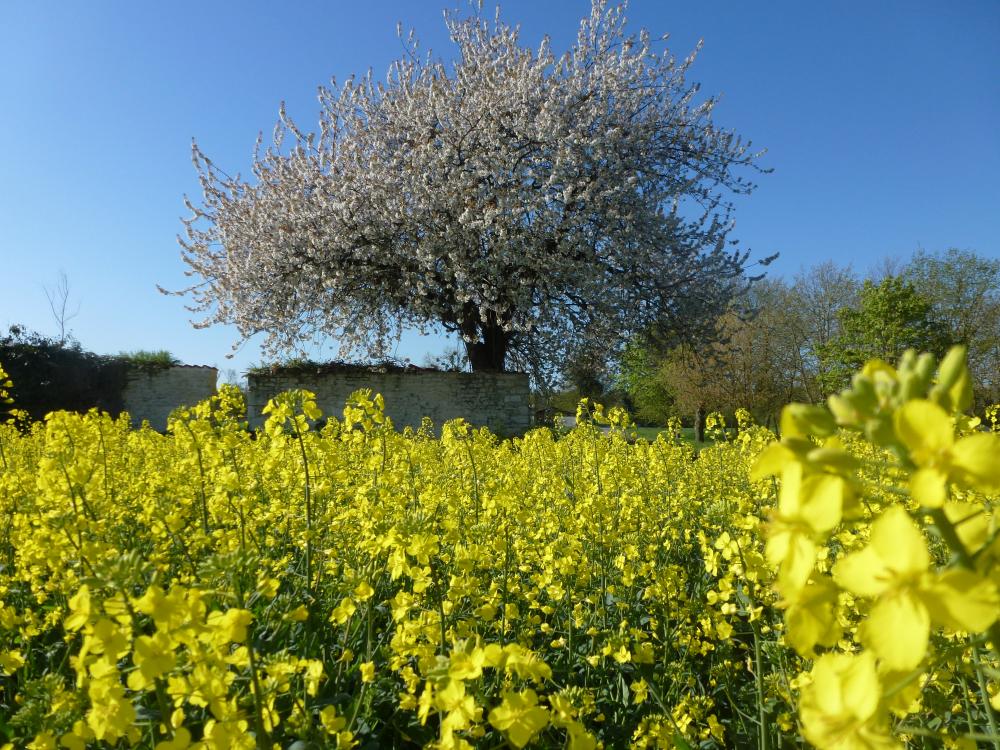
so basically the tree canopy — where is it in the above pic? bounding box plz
[179,1,770,373]
[616,252,1000,426]
[621,280,798,428]
[902,248,1000,404]
[817,276,950,393]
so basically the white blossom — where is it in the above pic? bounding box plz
[176,0,770,373]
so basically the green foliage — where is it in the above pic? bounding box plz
[0,332,187,424]
[616,340,676,425]
[612,251,998,422]
[246,357,327,376]
[118,349,180,370]
[619,303,790,429]
[902,247,1000,407]
[816,276,949,394]
[0,325,128,423]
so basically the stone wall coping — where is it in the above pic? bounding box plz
[247,369,526,379]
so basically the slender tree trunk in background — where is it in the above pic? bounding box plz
[44,270,80,347]
[694,404,706,443]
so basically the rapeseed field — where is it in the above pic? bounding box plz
[0,349,998,749]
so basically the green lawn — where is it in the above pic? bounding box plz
[632,425,734,450]
[633,425,675,442]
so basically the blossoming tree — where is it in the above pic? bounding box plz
[178,1,771,373]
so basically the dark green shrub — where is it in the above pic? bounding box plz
[0,326,129,422]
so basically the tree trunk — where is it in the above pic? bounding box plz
[693,404,706,443]
[464,321,509,372]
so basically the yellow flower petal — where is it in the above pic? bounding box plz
[750,442,798,481]
[839,651,882,723]
[488,690,550,749]
[943,502,990,553]
[921,568,999,634]
[862,591,930,671]
[894,400,953,458]
[767,531,816,597]
[781,403,835,440]
[776,462,804,517]
[869,506,930,577]
[784,578,841,657]
[800,651,888,750]
[835,546,889,598]
[951,433,1000,493]
[65,585,91,632]
[910,467,948,508]
[801,474,846,534]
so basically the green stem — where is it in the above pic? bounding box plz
[292,420,313,594]
[154,678,174,740]
[752,622,772,750]
[464,438,481,524]
[245,635,270,750]
[973,646,1000,750]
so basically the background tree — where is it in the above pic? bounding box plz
[784,262,860,401]
[562,349,609,403]
[658,343,716,441]
[817,275,949,393]
[616,340,675,425]
[655,287,794,431]
[0,326,127,422]
[620,278,813,429]
[902,248,1000,406]
[617,252,998,424]
[179,1,770,374]
[43,269,80,347]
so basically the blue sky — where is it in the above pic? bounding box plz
[2,1,997,375]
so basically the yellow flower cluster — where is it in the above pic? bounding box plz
[0,348,998,748]
[0,381,782,748]
[757,346,1000,749]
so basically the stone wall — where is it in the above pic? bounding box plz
[247,370,532,435]
[122,366,218,430]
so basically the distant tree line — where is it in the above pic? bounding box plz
[561,248,1000,432]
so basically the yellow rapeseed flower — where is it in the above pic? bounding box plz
[895,399,1000,507]
[488,689,550,749]
[834,506,998,670]
[799,651,899,750]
